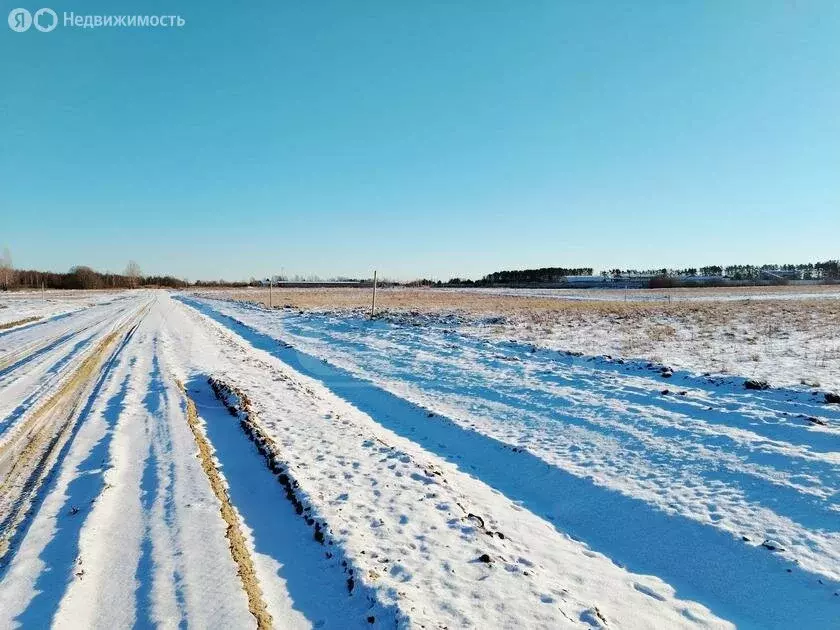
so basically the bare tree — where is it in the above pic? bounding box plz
[124,260,142,289]
[0,248,12,290]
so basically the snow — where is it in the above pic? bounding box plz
[1,290,837,628]
[171,306,722,628]
[0,294,254,629]
[439,285,840,303]
[0,294,143,451]
[0,290,123,330]
[459,309,840,394]
[177,295,840,628]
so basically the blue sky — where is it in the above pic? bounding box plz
[2,1,838,281]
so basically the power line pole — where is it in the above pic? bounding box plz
[269,275,273,309]
[370,270,377,319]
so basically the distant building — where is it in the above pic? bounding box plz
[612,274,659,288]
[564,275,608,285]
[563,274,655,288]
[681,275,728,283]
[760,269,801,281]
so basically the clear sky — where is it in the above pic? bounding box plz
[2,1,838,281]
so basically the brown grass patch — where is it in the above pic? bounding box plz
[0,316,40,331]
[192,286,840,319]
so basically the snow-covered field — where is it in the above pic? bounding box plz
[438,284,840,303]
[0,291,120,330]
[461,302,840,394]
[202,285,840,392]
[0,289,837,628]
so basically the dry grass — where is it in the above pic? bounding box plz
[0,316,40,331]
[193,286,840,389]
[198,286,613,314]
[192,285,840,321]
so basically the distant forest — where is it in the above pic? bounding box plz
[601,261,840,281]
[4,266,187,290]
[1,256,838,291]
[481,267,594,284]
[414,260,840,287]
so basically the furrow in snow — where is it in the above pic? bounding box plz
[206,376,401,628]
[177,380,273,629]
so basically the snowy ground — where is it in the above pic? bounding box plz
[0,291,123,330]
[460,300,840,394]
[0,290,837,628]
[200,286,840,393]
[438,285,840,303]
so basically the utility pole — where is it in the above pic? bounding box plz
[370,270,377,319]
[269,275,273,309]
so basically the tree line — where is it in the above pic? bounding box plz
[3,265,187,290]
[1,255,837,291]
[601,261,839,281]
[411,260,839,287]
[480,267,595,285]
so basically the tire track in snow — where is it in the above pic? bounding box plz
[0,298,148,436]
[0,310,146,562]
[0,306,82,339]
[138,348,191,625]
[0,299,136,377]
[0,329,107,435]
[1,297,257,628]
[0,328,88,379]
[0,315,148,627]
[11,365,135,626]
[177,380,273,629]
[115,313,256,629]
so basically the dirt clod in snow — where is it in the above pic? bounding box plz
[580,606,608,627]
[466,513,485,529]
[744,379,770,390]
[761,540,785,552]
